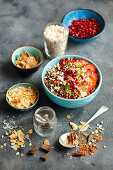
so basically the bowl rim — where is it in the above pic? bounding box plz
[42,55,102,101]
[11,45,44,70]
[61,8,105,40]
[6,83,39,110]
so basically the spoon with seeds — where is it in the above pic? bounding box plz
[59,105,108,148]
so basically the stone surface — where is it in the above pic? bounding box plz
[0,0,113,170]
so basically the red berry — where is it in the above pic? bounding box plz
[69,18,100,39]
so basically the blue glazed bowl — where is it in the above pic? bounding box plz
[11,45,44,73]
[62,9,105,43]
[6,83,39,111]
[42,55,102,108]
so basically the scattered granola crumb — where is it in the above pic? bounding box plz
[66,115,71,119]
[99,129,102,133]
[95,130,98,133]
[1,135,4,139]
[20,153,24,157]
[2,119,15,130]
[1,120,33,155]
[26,134,30,139]
[70,122,78,131]
[0,145,3,149]
[16,152,20,156]
[72,120,105,157]
[81,132,89,138]
[28,143,32,146]
[103,146,107,148]
[5,132,8,136]
[78,122,89,131]
[3,143,6,147]
[100,121,103,125]
[87,132,95,143]
[27,129,32,134]
[41,155,47,161]
[44,139,50,146]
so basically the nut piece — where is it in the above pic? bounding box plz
[20,153,24,157]
[28,143,32,146]
[44,139,50,146]
[40,155,47,161]
[4,143,6,147]
[66,115,71,119]
[5,132,8,136]
[0,145,3,149]
[78,122,89,131]
[27,129,32,134]
[69,122,78,131]
[81,132,89,138]
[28,146,38,155]
[100,121,103,125]
[87,132,95,143]
[1,135,4,138]
[16,152,20,156]
[40,144,52,152]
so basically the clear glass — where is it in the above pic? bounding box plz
[44,22,69,58]
[33,106,57,137]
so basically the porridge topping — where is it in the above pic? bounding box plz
[15,50,39,69]
[66,132,79,146]
[69,18,100,39]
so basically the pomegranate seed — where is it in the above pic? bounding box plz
[71,95,76,99]
[65,93,68,98]
[69,18,100,39]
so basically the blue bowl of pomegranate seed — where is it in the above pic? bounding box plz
[42,55,102,108]
[62,9,105,43]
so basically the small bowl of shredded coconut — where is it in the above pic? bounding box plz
[44,22,69,58]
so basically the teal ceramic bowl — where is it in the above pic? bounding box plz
[11,45,44,73]
[6,83,39,111]
[62,9,105,43]
[42,55,102,108]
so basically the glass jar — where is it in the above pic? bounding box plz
[33,106,57,137]
[44,22,69,58]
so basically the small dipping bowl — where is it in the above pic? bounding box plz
[62,9,105,43]
[33,106,57,137]
[11,45,44,73]
[6,83,39,111]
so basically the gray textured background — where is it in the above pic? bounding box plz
[0,0,113,170]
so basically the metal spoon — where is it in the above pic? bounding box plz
[59,105,108,148]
